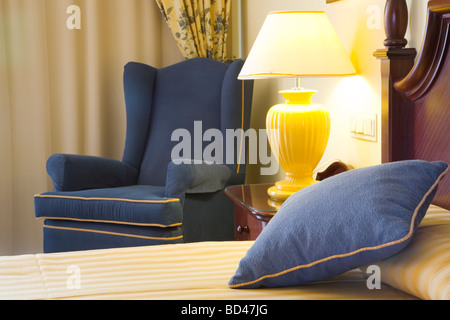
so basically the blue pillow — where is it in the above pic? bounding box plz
[228,160,448,289]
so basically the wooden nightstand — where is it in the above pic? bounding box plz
[224,184,279,241]
[225,161,352,240]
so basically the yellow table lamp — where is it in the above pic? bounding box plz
[239,11,356,201]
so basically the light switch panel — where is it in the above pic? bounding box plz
[350,113,377,141]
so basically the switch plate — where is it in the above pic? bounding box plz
[350,113,377,141]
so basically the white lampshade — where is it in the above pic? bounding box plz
[238,11,356,79]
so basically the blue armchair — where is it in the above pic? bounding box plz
[34,58,253,253]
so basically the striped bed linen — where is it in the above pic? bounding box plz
[375,205,450,300]
[1,206,448,300]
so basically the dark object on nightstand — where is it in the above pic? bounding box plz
[225,161,352,240]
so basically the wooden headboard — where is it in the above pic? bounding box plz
[375,0,450,210]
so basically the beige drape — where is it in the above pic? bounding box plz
[0,0,163,255]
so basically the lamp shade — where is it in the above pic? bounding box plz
[238,11,356,79]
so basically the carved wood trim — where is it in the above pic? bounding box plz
[315,161,353,181]
[395,2,450,100]
[383,0,409,48]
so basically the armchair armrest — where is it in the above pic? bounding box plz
[47,154,139,191]
[165,160,237,203]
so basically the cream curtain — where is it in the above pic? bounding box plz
[156,0,232,62]
[0,0,163,255]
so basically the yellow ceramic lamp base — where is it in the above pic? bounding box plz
[266,89,330,201]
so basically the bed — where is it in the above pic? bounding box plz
[0,205,448,301]
[1,0,449,301]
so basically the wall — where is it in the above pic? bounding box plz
[238,0,429,184]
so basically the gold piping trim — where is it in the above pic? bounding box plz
[229,166,449,289]
[35,194,180,204]
[43,225,183,241]
[236,80,245,175]
[36,216,182,228]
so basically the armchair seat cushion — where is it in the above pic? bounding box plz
[35,185,183,227]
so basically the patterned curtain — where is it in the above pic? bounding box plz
[156,0,231,62]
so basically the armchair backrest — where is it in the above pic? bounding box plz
[122,58,253,186]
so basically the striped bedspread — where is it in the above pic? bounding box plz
[1,206,448,300]
[375,205,449,300]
